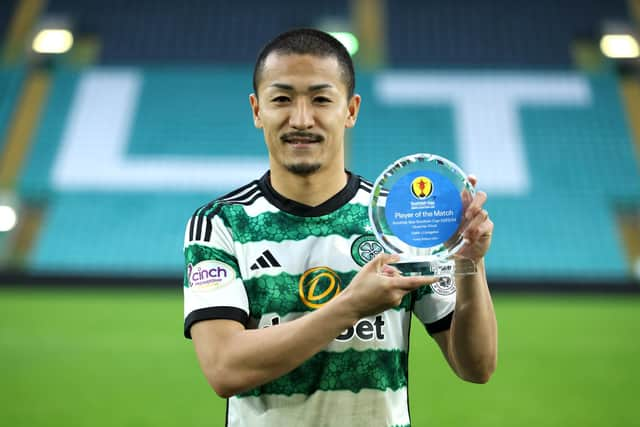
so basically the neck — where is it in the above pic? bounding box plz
[269,165,348,207]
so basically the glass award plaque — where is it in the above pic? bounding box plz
[369,153,477,277]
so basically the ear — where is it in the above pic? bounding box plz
[249,94,263,128]
[345,94,361,129]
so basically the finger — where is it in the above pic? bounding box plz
[468,190,487,210]
[464,208,489,234]
[377,253,400,264]
[476,217,494,238]
[365,253,399,273]
[467,174,478,188]
[380,264,402,277]
[461,188,473,209]
[463,212,493,242]
[393,274,439,290]
[460,187,477,229]
[464,191,487,221]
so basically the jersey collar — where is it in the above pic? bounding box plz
[258,171,360,217]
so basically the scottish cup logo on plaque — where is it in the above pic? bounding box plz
[368,153,478,280]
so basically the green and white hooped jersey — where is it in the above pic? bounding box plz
[183,172,456,427]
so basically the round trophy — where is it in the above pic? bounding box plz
[368,153,477,277]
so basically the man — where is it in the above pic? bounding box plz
[183,28,497,427]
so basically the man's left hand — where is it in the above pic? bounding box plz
[457,175,493,263]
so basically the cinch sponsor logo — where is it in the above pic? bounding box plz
[187,260,235,291]
[298,267,342,309]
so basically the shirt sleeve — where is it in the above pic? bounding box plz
[183,207,249,339]
[412,275,456,336]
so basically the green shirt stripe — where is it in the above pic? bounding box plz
[219,203,369,243]
[245,271,415,317]
[414,283,434,300]
[237,348,408,398]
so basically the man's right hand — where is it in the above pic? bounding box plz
[339,253,439,320]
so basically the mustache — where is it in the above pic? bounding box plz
[280,132,324,143]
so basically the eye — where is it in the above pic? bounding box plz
[271,95,290,103]
[313,96,332,104]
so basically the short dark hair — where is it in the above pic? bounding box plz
[253,28,355,99]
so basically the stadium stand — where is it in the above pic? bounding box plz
[0,0,18,35]
[29,192,208,274]
[3,0,640,283]
[387,0,630,67]
[19,67,264,274]
[16,67,640,279]
[44,0,349,63]
[353,72,638,279]
[0,67,24,154]
[18,70,77,200]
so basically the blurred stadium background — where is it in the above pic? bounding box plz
[1,0,639,426]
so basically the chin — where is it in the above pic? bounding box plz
[285,163,322,176]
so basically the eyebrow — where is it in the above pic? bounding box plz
[269,83,334,92]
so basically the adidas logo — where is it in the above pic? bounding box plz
[250,250,282,270]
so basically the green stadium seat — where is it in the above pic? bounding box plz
[17,68,640,280]
[0,67,25,155]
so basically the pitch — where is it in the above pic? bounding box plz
[0,288,637,426]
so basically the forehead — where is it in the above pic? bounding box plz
[258,53,347,95]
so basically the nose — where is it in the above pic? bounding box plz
[289,98,314,130]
